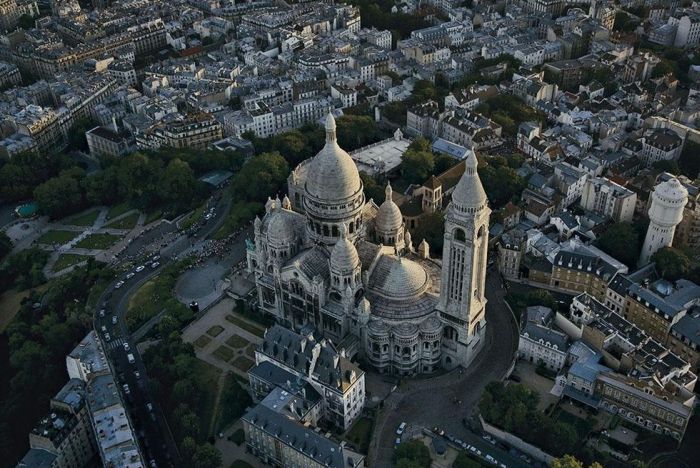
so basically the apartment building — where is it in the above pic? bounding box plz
[519,306,570,372]
[242,403,365,468]
[19,379,97,468]
[624,279,700,344]
[137,113,223,149]
[580,177,637,223]
[640,129,683,166]
[254,325,365,431]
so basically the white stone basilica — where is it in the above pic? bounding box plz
[247,114,491,375]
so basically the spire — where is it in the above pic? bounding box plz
[325,112,336,143]
[451,150,487,210]
[282,195,291,210]
[384,181,393,202]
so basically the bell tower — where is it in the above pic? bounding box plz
[437,150,490,369]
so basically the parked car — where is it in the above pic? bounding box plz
[104,333,111,341]
[396,422,407,435]
[126,272,135,279]
[122,384,130,395]
[99,309,106,317]
[135,265,145,272]
[115,280,125,289]
[123,342,130,352]
[151,261,160,269]
[112,316,117,325]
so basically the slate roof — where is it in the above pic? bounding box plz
[242,404,364,468]
[259,325,362,393]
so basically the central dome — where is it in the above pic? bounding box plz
[305,114,362,202]
[370,255,429,300]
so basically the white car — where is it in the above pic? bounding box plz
[394,438,401,446]
[134,370,141,379]
[99,309,106,317]
[101,325,107,332]
[122,384,130,395]
[123,342,130,352]
[135,265,145,272]
[115,280,125,289]
[104,333,111,341]
[126,272,135,279]
[151,261,160,269]
[112,316,117,325]
[146,402,153,412]
[396,422,406,435]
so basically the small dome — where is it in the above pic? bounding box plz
[305,113,362,203]
[266,211,296,245]
[393,322,419,338]
[452,150,488,209]
[331,224,360,272]
[376,183,403,234]
[367,319,390,337]
[419,316,442,333]
[372,255,429,299]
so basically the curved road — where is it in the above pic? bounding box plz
[370,265,520,467]
[93,191,234,467]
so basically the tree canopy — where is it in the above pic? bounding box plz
[595,222,643,268]
[230,151,289,202]
[651,247,692,281]
[393,440,431,468]
[479,381,579,457]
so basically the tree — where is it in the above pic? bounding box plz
[679,140,700,179]
[393,440,431,468]
[360,171,385,203]
[651,247,691,281]
[336,115,382,151]
[478,165,526,209]
[33,173,86,219]
[160,158,197,207]
[651,60,675,79]
[551,455,603,468]
[411,212,444,255]
[192,443,222,468]
[17,14,34,30]
[453,451,481,468]
[230,152,289,202]
[595,222,641,268]
[401,146,435,185]
[0,232,12,263]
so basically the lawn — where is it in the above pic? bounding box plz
[74,233,121,250]
[232,356,255,372]
[225,315,264,337]
[65,208,100,226]
[105,212,140,230]
[194,335,212,348]
[225,335,249,349]
[245,344,255,357]
[345,416,374,453]
[0,284,48,332]
[125,260,193,332]
[230,460,253,468]
[106,203,132,220]
[36,230,80,245]
[191,359,222,438]
[53,253,89,272]
[213,345,235,362]
[207,325,225,337]
[145,210,162,225]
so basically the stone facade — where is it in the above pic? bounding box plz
[247,114,490,376]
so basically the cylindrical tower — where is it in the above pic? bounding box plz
[639,177,688,266]
[304,113,365,245]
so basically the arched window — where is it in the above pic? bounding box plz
[477,225,485,238]
[323,225,329,236]
[332,225,339,237]
[454,228,466,242]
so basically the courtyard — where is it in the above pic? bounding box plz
[182,297,265,378]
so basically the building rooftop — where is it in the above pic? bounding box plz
[242,403,364,468]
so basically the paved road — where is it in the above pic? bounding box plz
[93,191,233,466]
[370,265,520,467]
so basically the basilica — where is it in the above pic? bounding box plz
[246,113,491,375]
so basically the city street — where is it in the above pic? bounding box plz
[370,265,520,467]
[92,190,236,466]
